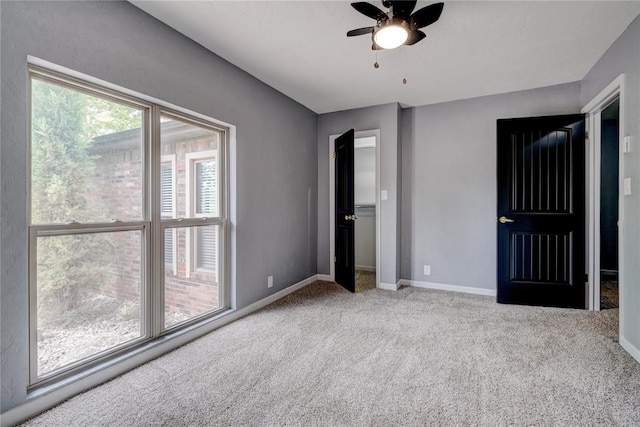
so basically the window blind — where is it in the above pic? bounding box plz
[161,162,174,268]
[195,160,216,271]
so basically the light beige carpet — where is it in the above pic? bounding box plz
[23,281,640,426]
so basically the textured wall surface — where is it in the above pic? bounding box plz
[401,82,582,290]
[581,14,640,355]
[0,1,317,413]
[317,103,400,285]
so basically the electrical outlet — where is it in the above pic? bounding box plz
[267,275,274,288]
[423,265,431,275]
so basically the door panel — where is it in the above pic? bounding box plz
[497,115,585,308]
[511,129,572,213]
[510,232,570,284]
[335,129,355,292]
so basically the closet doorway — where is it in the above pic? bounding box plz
[598,97,620,309]
[354,136,377,292]
[582,74,624,312]
[329,129,380,293]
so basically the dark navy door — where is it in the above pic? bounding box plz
[335,129,355,292]
[497,115,586,308]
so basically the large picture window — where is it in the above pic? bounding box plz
[28,67,229,385]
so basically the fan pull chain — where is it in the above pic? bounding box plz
[402,46,407,84]
[374,49,379,69]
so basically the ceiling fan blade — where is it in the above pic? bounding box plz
[347,26,375,37]
[351,2,388,21]
[405,30,426,45]
[392,0,417,18]
[410,2,444,29]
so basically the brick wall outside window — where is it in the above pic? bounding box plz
[89,123,219,318]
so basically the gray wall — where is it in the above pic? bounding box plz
[318,103,401,285]
[0,1,318,413]
[401,83,582,289]
[581,14,640,354]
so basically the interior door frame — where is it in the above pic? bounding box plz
[581,74,625,313]
[329,129,381,289]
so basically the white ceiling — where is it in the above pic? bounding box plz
[130,1,640,114]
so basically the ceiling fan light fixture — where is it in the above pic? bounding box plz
[373,18,409,49]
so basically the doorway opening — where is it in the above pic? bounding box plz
[582,73,625,313]
[599,97,620,309]
[329,129,380,292]
[354,136,377,292]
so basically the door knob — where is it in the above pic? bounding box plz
[344,215,357,221]
[498,216,515,224]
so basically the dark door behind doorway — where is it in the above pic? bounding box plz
[335,129,356,292]
[600,98,620,310]
[497,115,586,308]
[600,99,619,275]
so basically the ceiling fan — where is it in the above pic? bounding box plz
[347,1,444,50]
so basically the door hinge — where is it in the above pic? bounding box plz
[334,255,336,262]
[332,151,337,159]
[585,131,589,140]
[585,273,589,283]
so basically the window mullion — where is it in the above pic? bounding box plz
[221,126,230,310]
[150,105,163,337]
[28,226,39,384]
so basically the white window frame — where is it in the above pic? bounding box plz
[27,66,230,388]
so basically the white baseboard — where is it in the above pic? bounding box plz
[356,265,376,273]
[620,335,640,364]
[0,274,320,427]
[400,279,496,297]
[316,274,333,282]
[247,275,318,310]
[378,280,401,291]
